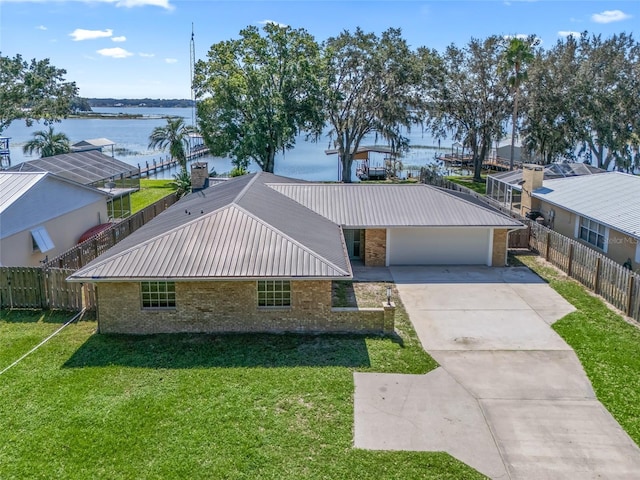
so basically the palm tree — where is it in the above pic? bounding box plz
[22,126,71,158]
[502,36,537,171]
[148,118,196,170]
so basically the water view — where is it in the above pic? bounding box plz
[2,107,446,181]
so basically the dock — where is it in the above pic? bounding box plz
[437,153,523,171]
[136,145,210,178]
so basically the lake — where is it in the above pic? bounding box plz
[2,107,447,181]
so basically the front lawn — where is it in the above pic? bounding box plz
[0,305,480,479]
[130,178,176,213]
[515,255,640,445]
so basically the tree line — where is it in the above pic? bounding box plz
[3,26,639,182]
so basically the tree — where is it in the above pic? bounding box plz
[501,36,537,170]
[323,28,424,183]
[193,23,324,173]
[520,36,582,164]
[0,53,78,134]
[148,118,196,170]
[22,126,70,158]
[572,33,640,170]
[426,36,511,182]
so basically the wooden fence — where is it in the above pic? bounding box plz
[421,171,640,322]
[0,267,95,311]
[529,221,640,321]
[45,193,179,270]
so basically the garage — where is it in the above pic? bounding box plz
[387,227,491,266]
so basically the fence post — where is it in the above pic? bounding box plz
[626,275,635,316]
[545,231,551,260]
[567,243,574,277]
[594,257,601,294]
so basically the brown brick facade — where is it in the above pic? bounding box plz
[492,229,509,266]
[96,280,392,334]
[364,229,387,266]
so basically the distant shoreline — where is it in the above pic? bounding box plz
[69,112,182,120]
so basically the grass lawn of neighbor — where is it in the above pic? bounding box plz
[130,179,177,213]
[514,254,640,445]
[445,175,487,195]
[0,291,485,479]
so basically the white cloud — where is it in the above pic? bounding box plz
[97,47,134,58]
[36,25,47,31]
[165,58,178,64]
[591,10,631,24]
[3,0,173,9]
[112,36,127,42]
[70,28,113,41]
[258,19,288,28]
[139,52,155,58]
[558,31,581,38]
[503,34,529,40]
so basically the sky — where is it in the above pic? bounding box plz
[1,0,638,99]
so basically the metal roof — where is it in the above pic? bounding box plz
[533,171,640,239]
[9,151,139,185]
[489,162,606,188]
[69,173,351,281]
[71,138,115,148]
[0,171,109,238]
[69,172,522,282]
[0,171,46,214]
[270,183,523,228]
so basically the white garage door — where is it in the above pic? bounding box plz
[388,227,491,265]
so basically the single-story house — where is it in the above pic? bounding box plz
[0,171,110,266]
[10,151,139,219]
[68,172,524,334]
[486,162,605,212]
[521,167,640,269]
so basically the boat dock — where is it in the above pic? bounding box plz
[437,153,523,171]
[136,145,210,178]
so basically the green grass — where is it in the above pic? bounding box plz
[514,254,640,445]
[130,179,176,213]
[445,175,487,194]
[0,307,481,479]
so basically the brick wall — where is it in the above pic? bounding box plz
[492,229,509,266]
[364,229,387,266]
[96,280,391,334]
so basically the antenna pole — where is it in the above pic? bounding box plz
[190,23,196,128]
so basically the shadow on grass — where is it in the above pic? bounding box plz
[63,332,373,369]
[0,309,78,324]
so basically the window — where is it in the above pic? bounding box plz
[257,280,291,308]
[31,226,55,253]
[578,217,606,250]
[141,281,176,309]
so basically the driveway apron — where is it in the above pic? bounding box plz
[354,266,640,479]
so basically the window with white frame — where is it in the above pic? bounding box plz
[578,217,606,250]
[141,281,176,309]
[257,280,291,308]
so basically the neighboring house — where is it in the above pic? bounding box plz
[0,171,109,266]
[10,151,139,219]
[486,162,605,212]
[68,172,523,334]
[520,166,640,269]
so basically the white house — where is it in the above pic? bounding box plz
[0,171,109,266]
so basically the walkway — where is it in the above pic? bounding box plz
[354,266,640,479]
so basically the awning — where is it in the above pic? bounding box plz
[31,226,55,253]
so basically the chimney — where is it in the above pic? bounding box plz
[190,162,209,192]
[520,164,544,216]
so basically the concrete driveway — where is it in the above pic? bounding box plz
[354,266,640,479]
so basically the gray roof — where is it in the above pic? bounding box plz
[489,162,605,188]
[533,171,640,239]
[270,183,523,228]
[69,173,351,281]
[69,172,522,282]
[72,138,115,148]
[10,151,139,185]
[0,171,109,238]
